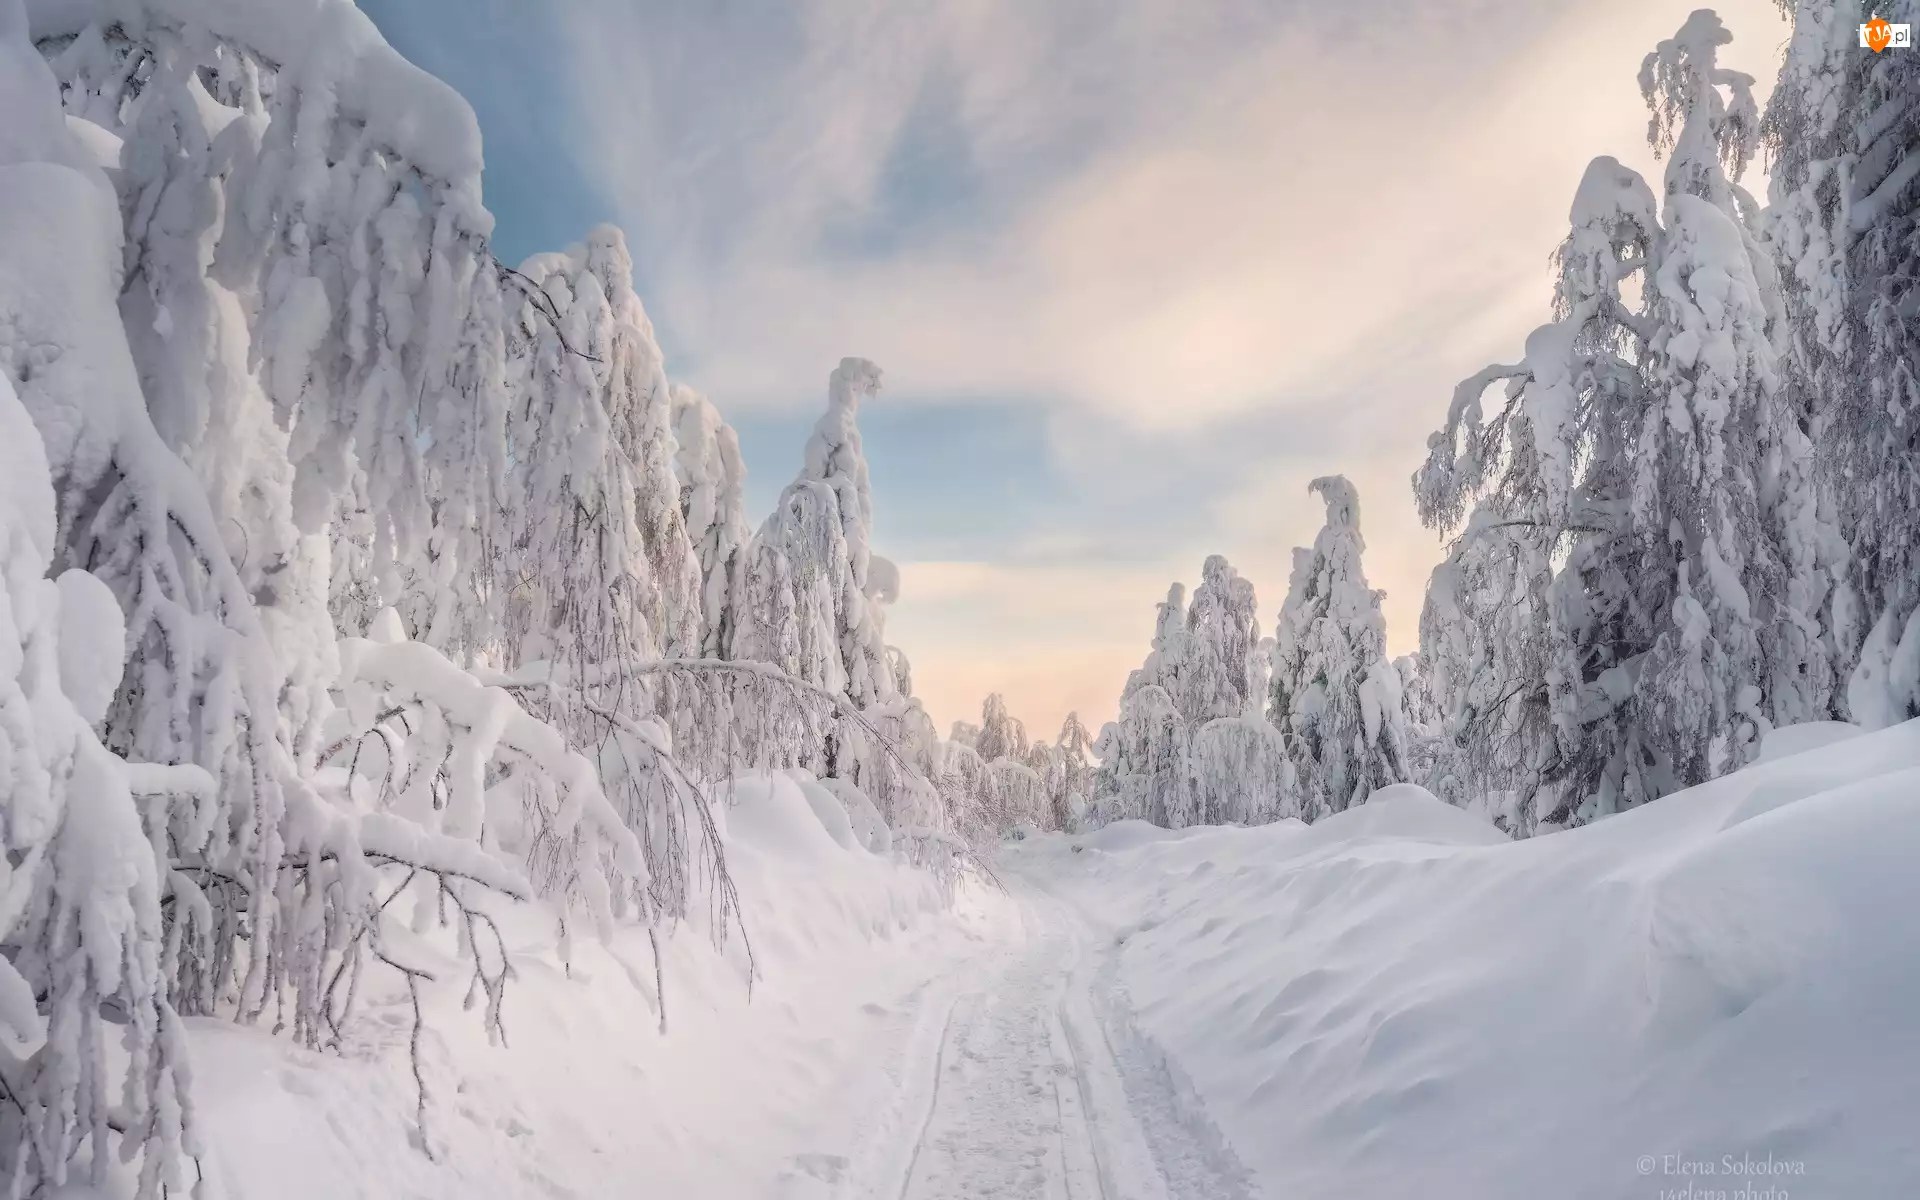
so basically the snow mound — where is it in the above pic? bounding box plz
[725,770,855,864]
[1073,819,1191,853]
[794,772,864,853]
[1755,719,1862,763]
[1023,719,1920,1198]
[1303,783,1511,848]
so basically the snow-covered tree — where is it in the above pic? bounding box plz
[500,229,702,675]
[1122,582,1189,703]
[1049,711,1095,828]
[990,758,1049,831]
[0,1,988,1181]
[974,692,1030,763]
[1087,555,1300,829]
[1090,684,1186,828]
[1632,191,1791,782]
[1633,11,1832,781]
[1186,715,1295,826]
[1179,555,1261,722]
[1765,0,1920,726]
[672,383,751,659]
[1415,12,1836,833]
[1090,575,1199,826]
[1393,653,1445,787]
[1271,477,1409,819]
[0,369,195,1197]
[731,360,898,712]
[1421,156,1667,832]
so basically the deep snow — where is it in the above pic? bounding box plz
[1019,722,1920,1198]
[176,721,1920,1198]
[184,769,999,1199]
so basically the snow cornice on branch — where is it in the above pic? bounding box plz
[25,0,487,206]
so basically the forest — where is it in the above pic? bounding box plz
[0,0,1913,1195]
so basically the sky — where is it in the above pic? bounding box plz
[361,0,1789,739]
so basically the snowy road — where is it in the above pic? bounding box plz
[781,866,1255,1200]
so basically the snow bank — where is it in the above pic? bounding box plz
[1020,720,1920,1198]
[1755,719,1862,763]
[187,768,987,1199]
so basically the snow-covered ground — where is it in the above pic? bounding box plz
[184,770,1001,1200]
[188,720,1920,1198]
[1020,720,1920,1198]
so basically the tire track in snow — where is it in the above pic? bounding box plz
[831,873,1253,1200]
[891,992,963,1200]
[1043,991,1106,1200]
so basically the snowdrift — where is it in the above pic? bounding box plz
[1020,720,1920,1198]
[186,771,991,1200]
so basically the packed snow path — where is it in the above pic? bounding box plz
[781,867,1255,1200]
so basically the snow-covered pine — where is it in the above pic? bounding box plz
[1179,555,1261,723]
[1176,555,1295,825]
[1414,156,1660,833]
[39,1,518,656]
[1090,684,1186,828]
[1021,739,1064,827]
[731,361,893,707]
[1091,578,1189,826]
[1766,0,1920,726]
[1125,582,1189,703]
[1842,7,1920,725]
[936,739,1005,845]
[1270,477,1409,820]
[1086,556,1297,829]
[989,757,1049,832]
[732,359,899,711]
[718,359,962,843]
[938,694,1061,835]
[1635,10,1831,782]
[1640,9,1763,227]
[1414,12,1836,833]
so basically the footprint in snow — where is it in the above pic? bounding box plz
[499,1115,534,1138]
[785,1153,849,1182]
[277,1068,318,1098]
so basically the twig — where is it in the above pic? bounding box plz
[495,260,603,362]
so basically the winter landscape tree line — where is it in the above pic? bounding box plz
[0,0,1030,1191]
[0,0,1912,1193]
[975,1,1919,839]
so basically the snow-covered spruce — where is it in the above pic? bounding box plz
[1269,477,1411,821]
[1765,0,1920,727]
[1414,11,1838,833]
[1087,553,1298,830]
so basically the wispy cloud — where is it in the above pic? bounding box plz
[479,0,1791,733]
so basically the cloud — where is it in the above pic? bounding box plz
[561,0,1785,422]
[536,0,1790,733]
